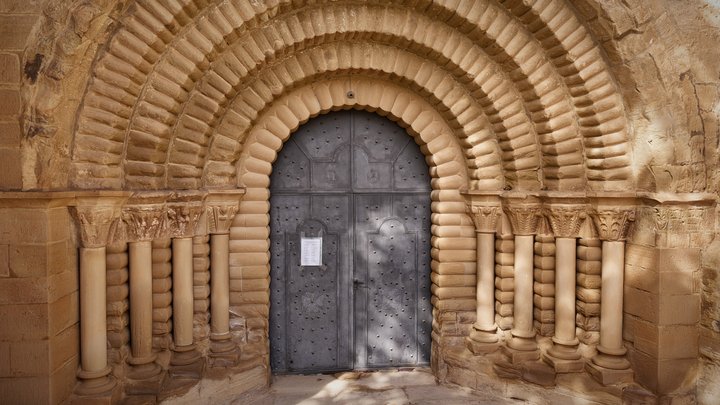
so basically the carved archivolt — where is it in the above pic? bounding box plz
[62,0,632,193]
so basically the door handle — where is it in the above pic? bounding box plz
[353,279,366,288]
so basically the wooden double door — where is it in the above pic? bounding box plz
[269,110,432,373]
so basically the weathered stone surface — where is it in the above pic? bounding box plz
[2,0,720,404]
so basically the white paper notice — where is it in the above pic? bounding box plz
[300,237,322,266]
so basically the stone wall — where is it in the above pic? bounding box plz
[0,195,79,403]
[1,1,720,404]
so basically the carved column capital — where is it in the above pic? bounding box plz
[503,202,542,236]
[468,204,502,233]
[122,192,170,242]
[589,208,636,242]
[461,191,502,233]
[544,205,589,239]
[167,191,207,238]
[70,195,128,248]
[205,190,245,235]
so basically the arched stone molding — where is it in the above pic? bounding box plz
[65,0,632,193]
[199,64,507,189]
[227,77,479,351]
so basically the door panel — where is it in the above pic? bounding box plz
[270,110,431,374]
[269,195,352,373]
[354,194,432,369]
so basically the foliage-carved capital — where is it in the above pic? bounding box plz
[467,204,501,233]
[590,208,636,241]
[205,190,244,235]
[544,205,588,239]
[122,205,167,242]
[503,204,542,236]
[70,205,122,248]
[167,203,204,238]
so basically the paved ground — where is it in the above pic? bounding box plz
[239,369,514,405]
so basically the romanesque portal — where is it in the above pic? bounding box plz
[1,0,719,404]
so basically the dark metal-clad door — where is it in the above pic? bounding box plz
[270,110,431,374]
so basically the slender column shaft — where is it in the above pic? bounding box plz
[512,235,534,336]
[79,247,109,373]
[476,232,496,329]
[554,237,577,343]
[129,241,155,361]
[210,233,230,337]
[173,237,194,347]
[544,235,583,370]
[600,241,625,351]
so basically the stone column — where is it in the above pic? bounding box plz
[167,192,206,375]
[543,205,588,373]
[462,192,502,354]
[586,207,636,385]
[122,194,167,389]
[502,198,542,363]
[206,190,243,366]
[70,195,127,398]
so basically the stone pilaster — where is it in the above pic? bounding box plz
[462,192,501,354]
[206,190,244,367]
[586,206,636,385]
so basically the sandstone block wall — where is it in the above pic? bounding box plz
[0,1,720,404]
[0,199,79,403]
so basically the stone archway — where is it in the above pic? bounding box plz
[12,1,720,404]
[230,77,477,376]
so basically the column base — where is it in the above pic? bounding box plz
[493,356,555,387]
[210,333,240,368]
[543,338,584,373]
[542,353,585,373]
[500,343,540,364]
[506,329,539,354]
[72,381,121,405]
[126,356,164,396]
[169,345,205,379]
[466,324,499,355]
[75,367,118,397]
[125,371,164,396]
[127,354,163,380]
[171,344,202,367]
[586,360,634,385]
[592,345,632,370]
